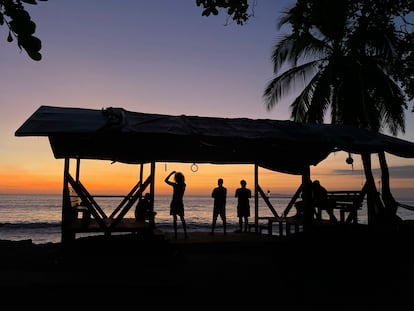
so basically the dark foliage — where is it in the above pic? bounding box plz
[0,0,47,61]
[195,0,252,25]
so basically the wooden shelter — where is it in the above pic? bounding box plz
[15,105,414,242]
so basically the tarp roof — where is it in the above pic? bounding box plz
[15,105,414,175]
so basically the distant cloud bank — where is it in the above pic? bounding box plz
[332,165,414,179]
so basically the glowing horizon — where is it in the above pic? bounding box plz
[2,154,413,200]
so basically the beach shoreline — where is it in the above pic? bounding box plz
[0,227,413,308]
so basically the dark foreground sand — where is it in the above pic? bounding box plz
[1,225,413,309]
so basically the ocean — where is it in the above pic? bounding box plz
[1,193,413,244]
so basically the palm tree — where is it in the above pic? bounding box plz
[263,0,408,227]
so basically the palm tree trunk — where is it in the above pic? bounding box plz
[360,152,382,226]
[378,151,396,207]
[378,151,401,229]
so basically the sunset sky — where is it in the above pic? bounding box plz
[1,1,414,199]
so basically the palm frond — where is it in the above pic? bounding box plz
[263,60,320,111]
[271,33,328,74]
[290,79,317,122]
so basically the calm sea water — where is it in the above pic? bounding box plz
[0,193,413,244]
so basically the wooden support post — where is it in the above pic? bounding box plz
[61,157,75,243]
[254,164,259,233]
[302,166,313,232]
[149,161,156,228]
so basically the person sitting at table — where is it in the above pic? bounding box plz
[135,193,153,222]
[312,180,338,223]
[291,180,338,223]
[293,199,305,220]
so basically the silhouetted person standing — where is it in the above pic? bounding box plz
[211,178,227,235]
[235,179,251,232]
[165,171,188,239]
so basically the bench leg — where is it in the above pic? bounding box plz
[340,210,345,223]
[279,221,284,236]
[286,222,291,236]
[345,210,358,224]
[267,222,273,235]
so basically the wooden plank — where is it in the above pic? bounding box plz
[110,176,152,228]
[257,185,279,217]
[108,179,142,219]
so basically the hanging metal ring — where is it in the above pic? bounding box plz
[190,163,198,172]
[346,153,354,165]
[346,152,354,170]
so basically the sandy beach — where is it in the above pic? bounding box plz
[0,225,413,309]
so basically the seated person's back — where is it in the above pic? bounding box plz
[135,193,152,221]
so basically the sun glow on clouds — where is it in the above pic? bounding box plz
[1,154,413,199]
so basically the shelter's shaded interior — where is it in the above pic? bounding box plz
[48,133,331,174]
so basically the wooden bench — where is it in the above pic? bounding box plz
[256,217,285,235]
[249,216,302,236]
[68,218,165,240]
[69,195,92,225]
[319,191,364,224]
[68,194,159,238]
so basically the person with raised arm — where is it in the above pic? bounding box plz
[165,171,188,239]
